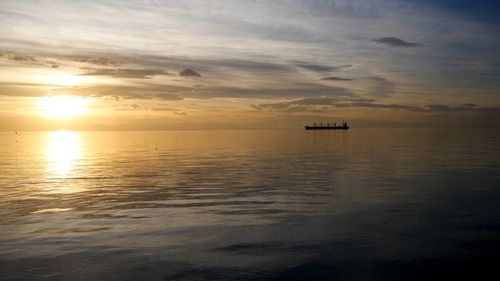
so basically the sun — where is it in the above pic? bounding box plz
[39,95,89,118]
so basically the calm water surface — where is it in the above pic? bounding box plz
[1,129,500,280]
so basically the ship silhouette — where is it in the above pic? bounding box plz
[304,121,349,130]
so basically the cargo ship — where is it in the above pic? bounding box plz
[304,121,349,130]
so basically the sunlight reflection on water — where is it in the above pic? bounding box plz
[45,131,81,179]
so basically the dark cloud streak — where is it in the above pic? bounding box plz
[320,76,352,81]
[179,68,201,77]
[295,63,353,72]
[373,37,423,47]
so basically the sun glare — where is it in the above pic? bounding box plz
[46,131,81,179]
[39,96,89,118]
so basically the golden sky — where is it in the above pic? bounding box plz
[1,0,499,130]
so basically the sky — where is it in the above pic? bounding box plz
[0,0,499,130]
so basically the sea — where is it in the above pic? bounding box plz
[1,128,499,280]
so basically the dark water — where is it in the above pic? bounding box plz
[1,128,500,280]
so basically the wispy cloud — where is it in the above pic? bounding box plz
[80,68,171,79]
[252,97,415,113]
[7,54,37,62]
[365,76,396,98]
[0,51,58,68]
[184,84,355,99]
[49,85,184,101]
[252,97,499,114]
[73,56,119,66]
[373,37,423,47]
[295,63,353,73]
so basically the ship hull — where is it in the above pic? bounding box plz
[304,126,349,130]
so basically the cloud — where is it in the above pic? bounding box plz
[365,76,396,98]
[0,79,354,101]
[293,97,374,105]
[80,68,171,79]
[343,102,415,109]
[51,85,184,101]
[116,104,182,112]
[213,60,295,73]
[425,104,451,112]
[251,97,402,112]
[184,83,355,99]
[2,50,123,70]
[251,97,421,112]
[130,104,142,110]
[9,55,37,62]
[0,84,46,97]
[251,101,308,112]
[252,97,500,114]
[73,57,119,66]
[0,53,37,63]
[295,63,353,72]
[0,51,60,68]
[151,107,177,111]
[173,111,188,115]
[421,103,500,113]
[179,68,201,77]
[320,76,352,81]
[373,37,423,47]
